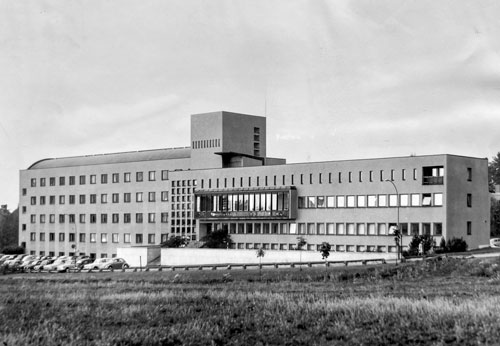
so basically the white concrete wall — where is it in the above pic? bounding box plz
[117,247,161,267]
[161,248,396,266]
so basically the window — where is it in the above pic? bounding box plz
[59,195,65,204]
[59,233,65,241]
[79,233,86,242]
[389,194,398,207]
[90,233,96,243]
[30,232,36,241]
[307,196,316,208]
[347,196,355,208]
[50,177,56,186]
[378,195,387,207]
[90,194,96,204]
[423,166,444,185]
[101,194,108,204]
[336,223,345,235]
[337,196,345,208]
[124,233,131,243]
[101,174,108,184]
[434,223,442,236]
[357,223,365,235]
[467,193,472,207]
[347,223,355,235]
[148,213,155,223]
[357,195,366,208]
[368,195,377,207]
[378,223,387,235]
[123,193,131,203]
[402,169,406,181]
[69,195,75,204]
[40,233,45,241]
[79,175,86,185]
[400,194,409,207]
[31,196,36,205]
[326,196,335,208]
[149,171,156,181]
[40,214,46,223]
[298,197,305,209]
[112,233,119,243]
[59,177,65,186]
[422,193,432,206]
[467,167,472,181]
[90,214,96,223]
[434,193,443,206]
[467,221,472,235]
[136,172,143,182]
[101,214,108,224]
[112,193,119,203]
[162,170,168,180]
[422,223,431,235]
[124,213,131,223]
[79,214,86,223]
[348,172,352,183]
[59,214,65,223]
[148,192,156,202]
[136,234,143,244]
[136,213,143,223]
[69,214,75,223]
[367,223,376,235]
[69,176,75,185]
[50,195,55,205]
[112,173,119,183]
[49,214,55,223]
[101,234,108,243]
[136,192,143,202]
[79,195,86,204]
[39,196,46,204]
[30,214,36,223]
[112,213,119,223]
[90,175,96,184]
[148,234,155,244]
[411,194,420,206]
[161,191,168,202]
[317,196,325,208]
[161,212,168,223]
[124,172,131,182]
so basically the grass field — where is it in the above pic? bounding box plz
[1,256,500,345]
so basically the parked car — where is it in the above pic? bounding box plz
[56,260,78,273]
[83,258,129,270]
[75,258,93,269]
[23,260,42,272]
[33,259,54,272]
[40,259,67,272]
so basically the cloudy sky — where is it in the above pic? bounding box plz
[1,0,500,209]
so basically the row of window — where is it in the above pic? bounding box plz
[198,166,446,190]
[25,212,169,225]
[29,251,118,259]
[231,242,397,253]
[192,138,221,149]
[196,191,290,213]
[27,192,169,206]
[29,170,170,188]
[29,232,164,244]
[220,221,445,236]
[298,193,444,209]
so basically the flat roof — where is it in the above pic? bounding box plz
[28,147,191,170]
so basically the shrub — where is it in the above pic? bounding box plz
[446,237,468,253]
[1,245,24,254]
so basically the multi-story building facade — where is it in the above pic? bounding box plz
[19,111,490,258]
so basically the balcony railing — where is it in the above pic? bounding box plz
[422,176,444,185]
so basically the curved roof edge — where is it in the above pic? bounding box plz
[28,147,191,170]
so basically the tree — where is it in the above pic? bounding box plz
[256,246,265,281]
[0,206,19,252]
[319,242,331,260]
[489,152,500,192]
[201,228,232,249]
[161,236,187,248]
[491,198,500,238]
[296,236,307,271]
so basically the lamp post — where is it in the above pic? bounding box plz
[385,179,401,264]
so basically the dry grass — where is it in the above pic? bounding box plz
[1,256,500,345]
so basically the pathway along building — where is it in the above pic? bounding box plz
[19,111,490,258]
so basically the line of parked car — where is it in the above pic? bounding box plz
[0,254,129,273]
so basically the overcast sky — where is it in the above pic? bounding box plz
[1,0,500,210]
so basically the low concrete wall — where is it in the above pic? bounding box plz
[117,247,161,267]
[161,248,396,266]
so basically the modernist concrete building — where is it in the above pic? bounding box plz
[19,111,490,258]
